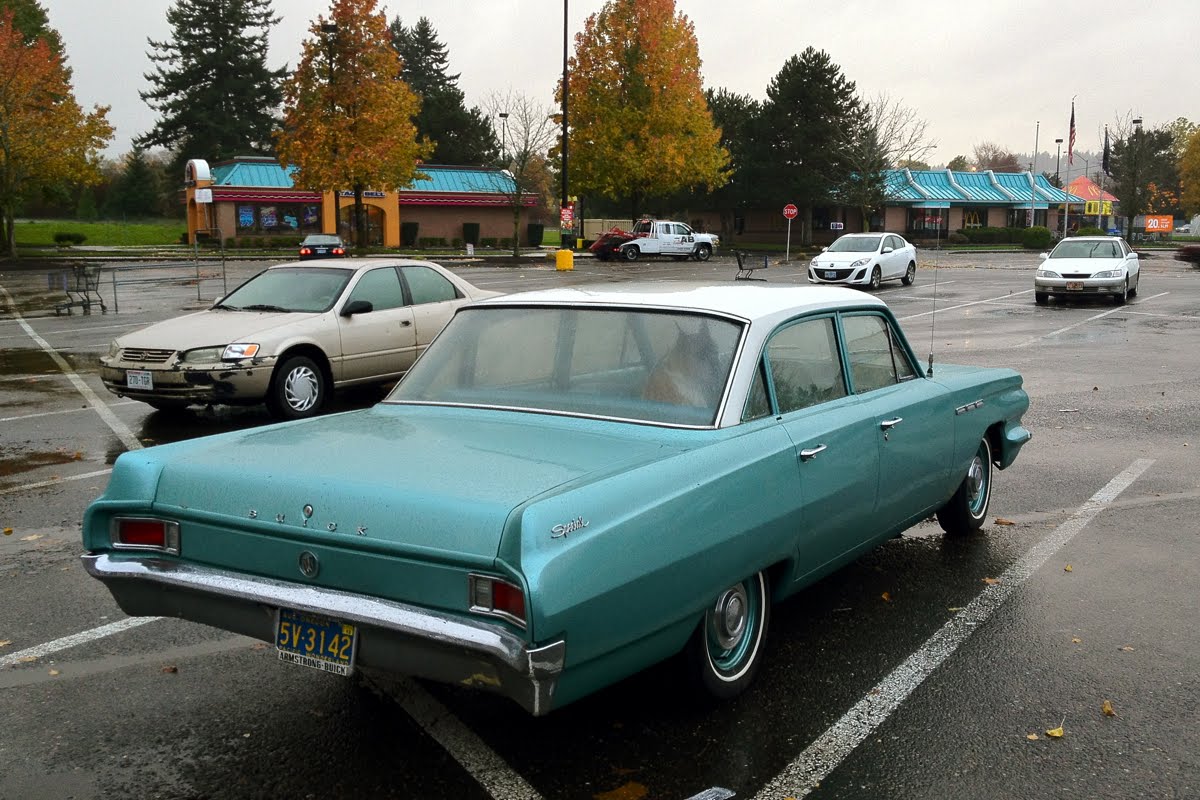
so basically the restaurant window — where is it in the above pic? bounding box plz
[1007,208,1047,228]
[234,203,322,234]
[906,208,949,236]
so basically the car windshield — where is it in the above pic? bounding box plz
[219,267,353,313]
[827,236,881,253]
[302,234,342,246]
[388,306,744,427]
[1049,240,1121,259]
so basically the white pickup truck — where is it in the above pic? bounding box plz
[596,219,719,262]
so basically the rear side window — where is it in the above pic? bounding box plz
[345,267,405,312]
[766,317,847,413]
[402,266,460,305]
[842,314,915,393]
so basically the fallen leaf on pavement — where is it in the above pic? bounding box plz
[2,528,12,536]
[19,534,43,542]
[982,577,1001,585]
[1102,700,1116,717]
[48,669,60,677]
[880,591,892,603]
[1026,733,1039,740]
[1072,637,1082,644]
[18,655,37,663]
[72,451,83,461]
[1064,564,1073,572]
[0,640,9,648]
[1046,721,1065,739]
[1120,645,1135,652]
[162,665,178,674]
[994,517,1015,526]
[948,607,964,612]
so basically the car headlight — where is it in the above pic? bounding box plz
[1036,269,1061,278]
[180,347,224,364]
[1092,269,1122,279]
[222,343,260,360]
[850,258,871,268]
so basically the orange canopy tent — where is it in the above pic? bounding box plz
[1067,176,1118,202]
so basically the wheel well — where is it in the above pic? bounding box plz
[985,422,1004,468]
[274,344,332,389]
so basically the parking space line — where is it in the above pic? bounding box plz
[0,320,146,342]
[0,400,138,425]
[0,285,142,452]
[1014,291,1170,348]
[752,458,1154,800]
[380,677,544,800]
[898,289,1033,321]
[0,467,113,496]
[0,617,161,668]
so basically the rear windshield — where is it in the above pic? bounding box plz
[388,306,744,427]
[302,234,342,246]
[828,236,880,253]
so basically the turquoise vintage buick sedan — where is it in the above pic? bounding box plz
[82,283,1031,715]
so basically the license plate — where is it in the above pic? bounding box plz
[1066,281,1084,290]
[825,271,838,279]
[126,370,153,390]
[275,608,357,676]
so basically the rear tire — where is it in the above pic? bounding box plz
[936,436,993,535]
[901,261,916,286]
[1128,275,1139,298]
[622,245,640,262]
[686,571,770,700]
[268,355,325,420]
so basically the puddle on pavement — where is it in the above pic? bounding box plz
[0,446,85,488]
[0,349,84,408]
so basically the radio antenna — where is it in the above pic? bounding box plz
[927,218,940,378]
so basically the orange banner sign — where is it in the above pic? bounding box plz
[1144,215,1173,231]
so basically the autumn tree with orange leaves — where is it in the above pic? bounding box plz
[0,9,112,257]
[561,0,728,221]
[276,0,426,250]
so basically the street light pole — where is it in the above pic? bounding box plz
[498,111,509,164]
[560,0,571,250]
[1055,138,1063,236]
[321,22,341,242]
[1131,117,1143,238]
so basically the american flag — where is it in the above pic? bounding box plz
[1068,102,1076,166]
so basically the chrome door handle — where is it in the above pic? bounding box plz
[799,444,827,461]
[880,417,903,430]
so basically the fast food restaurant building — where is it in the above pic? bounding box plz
[183,157,536,248]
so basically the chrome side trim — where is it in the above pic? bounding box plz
[955,399,985,415]
[82,553,565,715]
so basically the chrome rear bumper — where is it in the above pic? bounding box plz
[82,553,565,715]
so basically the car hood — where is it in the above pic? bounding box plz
[1042,257,1126,275]
[145,405,684,562]
[814,251,878,266]
[115,309,324,351]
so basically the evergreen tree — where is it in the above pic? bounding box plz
[757,47,862,244]
[138,0,285,175]
[389,16,497,164]
[107,147,162,218]
[75,185,97,220]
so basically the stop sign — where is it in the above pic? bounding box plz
[782,204,798,219]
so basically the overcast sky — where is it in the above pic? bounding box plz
[43,0,1199,176]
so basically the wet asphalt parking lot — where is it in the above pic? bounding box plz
[1,251,1198,800]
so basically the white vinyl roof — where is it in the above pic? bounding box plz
[474,281,885,322]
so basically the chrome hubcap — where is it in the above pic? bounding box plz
[966,456,984,502]
[284,366,319,411]
[712,586,748,649]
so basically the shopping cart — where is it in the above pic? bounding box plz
[52,264,106,315]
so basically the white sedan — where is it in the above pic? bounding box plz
[808,233,918,289]
[1034,236,1141,305]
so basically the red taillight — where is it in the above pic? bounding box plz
[469,575,527,627]
[300,247,312,255]
[333,247,345,255]
[111,518,179,553]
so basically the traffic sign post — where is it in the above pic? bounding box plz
[782,204,798,262]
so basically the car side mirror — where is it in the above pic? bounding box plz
[341,299,373,317]
[882,246,894,254]
[1038,252,1049,260]
[821,246,829,252]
